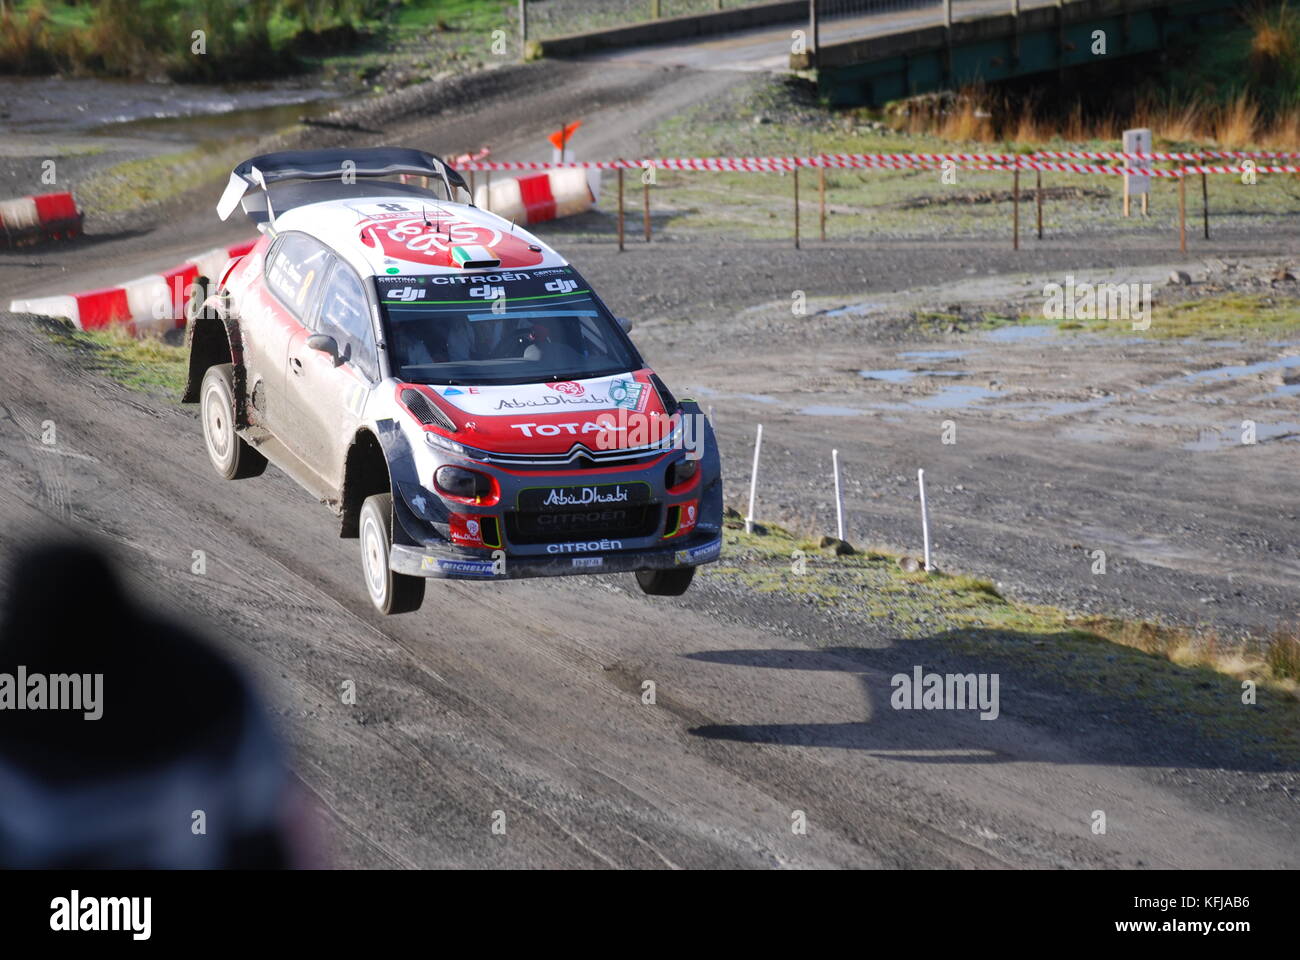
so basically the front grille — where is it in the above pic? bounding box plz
[481,441,668,469]
[505,504,660,544]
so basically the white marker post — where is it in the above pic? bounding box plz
[832,448,844,541]
[745,424,763,534]
[918,468,931,572]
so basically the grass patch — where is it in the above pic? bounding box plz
[44,322,187,397]
[0,0,378,80]
[77,141,257,216]
[1083,293,1300,340]
[710,520,1299,760]
[639,75,1300,244]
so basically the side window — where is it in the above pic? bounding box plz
[318,261,378,382]
[264,233,329,320]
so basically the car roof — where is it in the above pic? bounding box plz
[270,192,569,279]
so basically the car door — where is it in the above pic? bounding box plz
[282,254,378,491]
[250,232,330,439]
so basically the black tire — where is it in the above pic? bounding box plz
[635,566,696,597]
[200,363,267,480]
[359,493,426,615]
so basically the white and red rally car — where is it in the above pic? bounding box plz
[184,148,722,614]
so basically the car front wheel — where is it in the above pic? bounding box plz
[201,363,267,480]
[635,566,696,597]
[360,493,426,615]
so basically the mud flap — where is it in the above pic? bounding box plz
[680,399,724,533]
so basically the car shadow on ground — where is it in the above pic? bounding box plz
[682,636,1298,773]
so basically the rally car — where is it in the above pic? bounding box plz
[184,148,722,614]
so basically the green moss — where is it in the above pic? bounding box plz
[43,322,187,397]
[78,142,257,215]
[1120,293,1300,340]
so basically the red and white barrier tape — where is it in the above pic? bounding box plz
[11,148,1295,333]
[455,153,1299,176]
[1033,150,1300,161]
[9,239,256,334]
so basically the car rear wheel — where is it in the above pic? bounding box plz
[201,363,267,480]
[635,566,696,597]
[360,493,425,615]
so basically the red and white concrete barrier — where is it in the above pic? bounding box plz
[0,191,83,247]
[474,167,596,225]
[9,239,256,334]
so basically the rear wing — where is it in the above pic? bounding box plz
[216,148,469,224]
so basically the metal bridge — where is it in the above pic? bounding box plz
[799,0,1239,105]
[561,0,1240,106]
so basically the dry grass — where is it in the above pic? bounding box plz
[1249,0,1299,68]
[1217,93,1262,147]
[1081,617,1300,695]
[887,86,1300,149]
[1267,627,1300,680]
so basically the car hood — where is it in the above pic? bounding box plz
[411,370,672,455]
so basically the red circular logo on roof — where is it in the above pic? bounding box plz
[546,381,584,396]
[358,211,543,268]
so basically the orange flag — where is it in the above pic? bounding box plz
[547,120,582,151]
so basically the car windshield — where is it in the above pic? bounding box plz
[376,267,639,386]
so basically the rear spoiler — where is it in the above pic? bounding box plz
[216,148,469,223]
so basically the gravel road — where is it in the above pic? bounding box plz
[1,59,1296,868]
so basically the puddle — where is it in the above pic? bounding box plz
[93,94,352,142]
[1136,352,1300,397]
[0,75,347,138]
[824,301,885,317]
[862,383,999,412]
[859,369,965,382]
[800,405,864,417]
[896,349,968,360]
[909,384,999,409]
[859,369,914,383]
[984,324,1054,343]
[993,396,1115,419]
[736,393,779,404]
[1184,421,1300,452]
[1180,354,1300,383]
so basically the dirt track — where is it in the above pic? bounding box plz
[1,60,1297,867]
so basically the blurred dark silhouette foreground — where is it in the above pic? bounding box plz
[0,538,315,868]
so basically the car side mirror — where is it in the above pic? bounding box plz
[616,317,634,334]
[306,333,341,366]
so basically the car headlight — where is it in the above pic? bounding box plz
[667,457,699,489]
[425,431,482,459]
[434,465,494,502]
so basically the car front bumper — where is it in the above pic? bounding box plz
[389,531,723,581]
